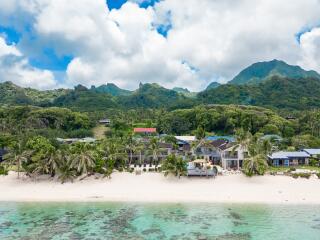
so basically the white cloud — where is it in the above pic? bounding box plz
[0,37,57,89]
[298,27,320,72]
[0,0,320,91]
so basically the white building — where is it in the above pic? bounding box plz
[220,143,247,170]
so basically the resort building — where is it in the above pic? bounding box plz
[175,136,196,143]
[56,137,97,144]
[194,139,228,165]
[98,118,111,126]
[220,143,248,170]
[268,151,310,166]
[205,136,235,142]
[303,149,320,159]
[176,139,191,157]
[128,141,174,166]
[134,128,157,135]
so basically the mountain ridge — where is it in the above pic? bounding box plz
[229,59,320,85]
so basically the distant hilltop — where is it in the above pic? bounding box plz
[1,59,320,111]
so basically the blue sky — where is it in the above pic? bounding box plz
[0,0,319,90]
[107,0,160,10]
[0,0,164,78]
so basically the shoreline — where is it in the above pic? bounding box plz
[1,172,320,204]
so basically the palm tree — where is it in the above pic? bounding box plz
[125,133,140,166]
[70,143,96,176]
[29,146,64,178]
[241,133,272,177]
[7,141,29,179]
[134,143,144,166]
[57,155,76,183]
[149,137,160,165]
[243,154,268,177]
[162,154,187,178]
[98,138,127,171]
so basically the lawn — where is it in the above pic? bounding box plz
[92,125,109,140]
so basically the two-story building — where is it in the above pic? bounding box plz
[219,143,248,170]
[194,139,228,165]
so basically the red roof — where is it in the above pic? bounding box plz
[134,128,157,133]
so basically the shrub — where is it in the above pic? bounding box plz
[316,173,320,179]
[292,173,311,179]
[143,168,146,172]
[292,174,299,179]
[289,167,296,172]
[309,158,320,167]
[67,129,93,138]
[0,166,8,175]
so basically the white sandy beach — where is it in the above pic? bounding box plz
[1,172,320,204]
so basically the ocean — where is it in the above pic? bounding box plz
[0,202,319,239]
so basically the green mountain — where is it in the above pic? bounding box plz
[0,81,32,105]
[90,83,132,96]
[117,83,196,109]
[172,87,190,94]
[0,81,69,105]
[172,87,197,98]
[205,82,221,90]
[2,59,320,111]
[229,59,320,85]
[198,76,320,110]
[53,85,118,111]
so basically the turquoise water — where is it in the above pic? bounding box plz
[0,203,319,239]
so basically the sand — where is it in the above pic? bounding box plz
[1,171,320,204]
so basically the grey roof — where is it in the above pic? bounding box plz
[218,142,237,151]
[303,149,320,155]
[268,151,310,160]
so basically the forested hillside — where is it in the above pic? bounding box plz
[229,59,320,85]
[2,60,320,111]
[198,77,320,110]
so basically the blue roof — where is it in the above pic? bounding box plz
[268,151,310,160]
[206,136,235,142]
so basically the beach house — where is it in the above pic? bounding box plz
[175,136,195,155]
[99,118,111,126]
[219,143,248,170]
[268,151,310,166]
[194,139,229,165]
[134,128,157,135]
[303,149,320,159]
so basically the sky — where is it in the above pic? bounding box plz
[0,0,320,91]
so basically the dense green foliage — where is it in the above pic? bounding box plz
[162,154,187,178]
[117,83,196,109]
[3,76,320,111]
[205,82,221,90]
[156,105,293,136]
[198,77,320,110]
[0,106,93,138]
[53,85,119,111]
[240,132,271,176]
[229,59,320,85]
[0,81,69,106]
[90,83,132,96]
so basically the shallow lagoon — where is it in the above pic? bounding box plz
[0,202,319,239]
